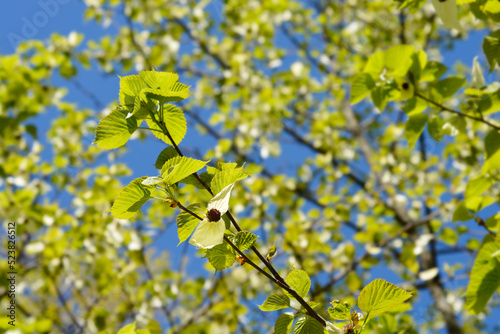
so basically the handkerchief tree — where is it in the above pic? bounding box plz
[93,70,413,333]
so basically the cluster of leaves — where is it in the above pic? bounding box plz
[351,42,500,314]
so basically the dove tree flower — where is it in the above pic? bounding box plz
[189,182,235,249]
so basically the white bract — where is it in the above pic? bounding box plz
[325,321,342,334]
[189,183,235,249]
[471,57,486,89]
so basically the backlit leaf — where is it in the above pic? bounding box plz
[110,177,153,219]
[358,279,412,316]
[466,234,500,314]
[177,203,205,245]
[146,104,187,146]
[161,156,208,185]
[205,241,236,271]
[274,312,294,334]
[94,107,139,149]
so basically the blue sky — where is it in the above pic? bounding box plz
[1,1,499,332]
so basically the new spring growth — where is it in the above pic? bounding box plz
[266,244,277,261]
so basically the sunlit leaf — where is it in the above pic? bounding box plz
[466,234,500,314]
[293,316,324,334]
[161,156,208,185]
[234,231,258,251]
[146,104,187,146]
[205,241,236,271]
[110,177,153,219]
[351,73,375,105]
[285,269,311,299]
[274,312,294,334]
[358,279,412,316]
[259,293,291,311]
[94,107,139,149]
[483,30,500,73]
[211,168,248,195]
[177,203,205,245]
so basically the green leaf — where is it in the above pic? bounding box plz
[119,74,150,119]
[478,90,500,115]
[440,227,458,245]
[110,177,153,219]
[141,86,189,103]
[181,172,214,189]
[139,71,189,98]
[285,269,311,299]
[465,175,493,207]
[431,0,465,33]
[234,231,258,251]
[404,114,428,148]
[452,202,474,222]
[216,162,240,171]
[205,241,236,271]
[403,97,428,116]
[350,73,375,105]
[483,130,500,173]
[466,234,500,314]
[328,300,351,321]
[419,61,448,82]
[384,45,415,77]
[306,301,320,310]
[176,203,205,245]
[483,30,500,73]
[274,312,294,334]
[442,115,466,136]
[117,322,136,334]
[465,196,496,213]
[409,50,427,81]
[363,51,385,77]
[432,77,466,100]
[293,316,324,334]
[161,156,208,185]
[358,279,412,317]
[427,115,445,142]
[146,104,187,146]
[259,293,291,311]
[94,107,139,149]
[144,320,162,334]
[155,147,178,169]
[346,271,362,292]
[371,85,389,111]
[471,57,486,89]
[211,168,248,195]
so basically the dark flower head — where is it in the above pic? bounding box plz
[206,208,221,222]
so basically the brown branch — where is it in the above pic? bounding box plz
[415,92,500,131]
